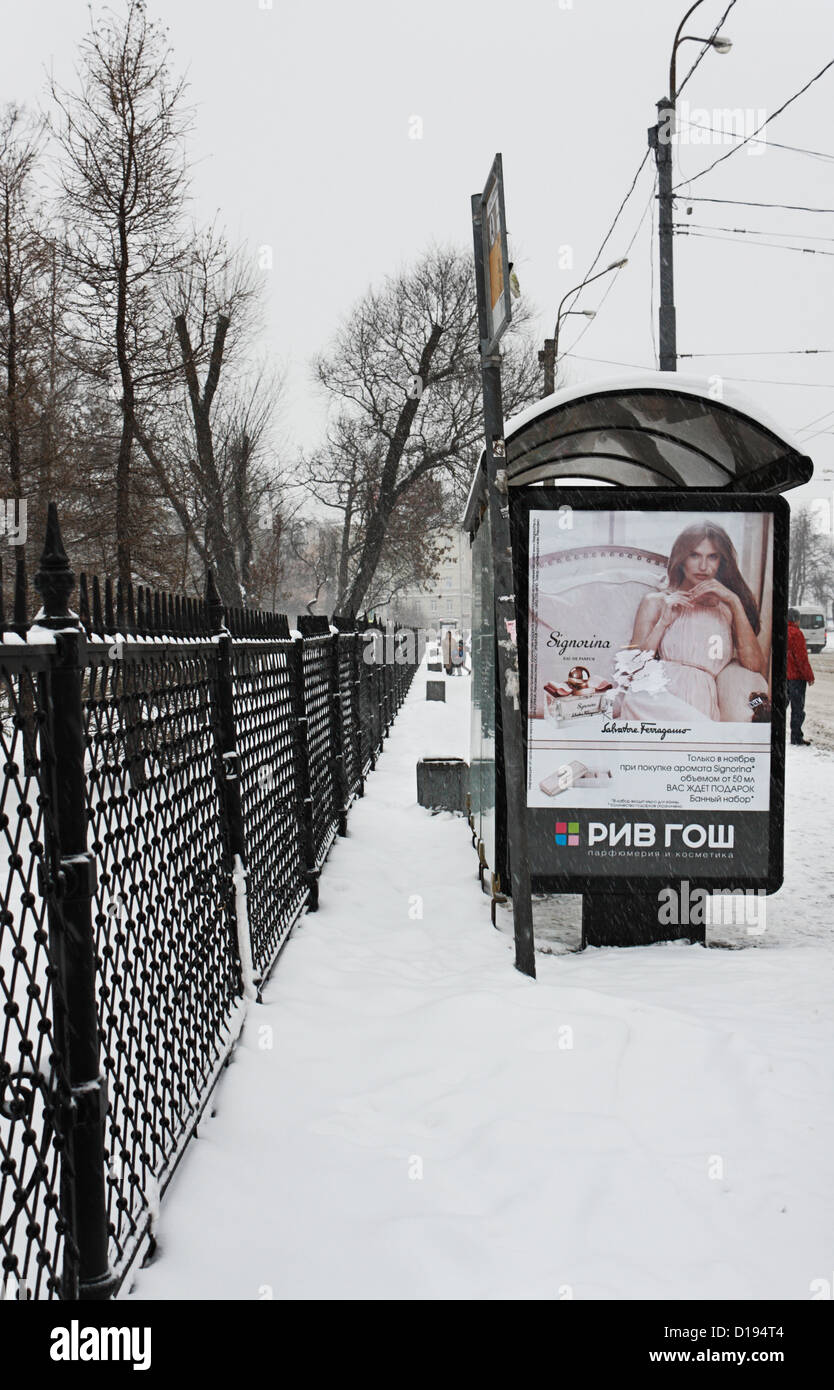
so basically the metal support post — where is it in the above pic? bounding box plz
[288,635,319,910]
[650,97,677,371]
[35,503,115,1300]
[471,195,536,979]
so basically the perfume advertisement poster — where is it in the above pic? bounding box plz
[527,508,775,816]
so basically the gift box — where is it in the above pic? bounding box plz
[539,760,614,796]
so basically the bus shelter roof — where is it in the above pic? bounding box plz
[463,372,813,532]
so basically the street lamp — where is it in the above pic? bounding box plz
[670,32,732,107]
[540,260,627,396]
[651,0,733,371]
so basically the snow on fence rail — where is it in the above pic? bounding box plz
[0,506,417,1300]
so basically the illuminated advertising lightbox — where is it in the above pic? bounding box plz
[511,491,788,892]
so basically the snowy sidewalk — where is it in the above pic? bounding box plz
[127,669,834,1301]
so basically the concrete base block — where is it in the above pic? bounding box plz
[417,758,469,813]
[426,681,446,702]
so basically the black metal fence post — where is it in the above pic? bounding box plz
[382,640,392,737]
[393,629,402,710]
[329,621,349,836]
[35,504,115,1300]
[205,571,253,995]
[394,627,407,710]
[361,624,377,773]
[351,625,365,799]
[288,634,319,911]
[375,631,386,746]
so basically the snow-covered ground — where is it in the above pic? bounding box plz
[125,666,834,1301]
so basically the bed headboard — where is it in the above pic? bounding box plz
[531,545,668,717]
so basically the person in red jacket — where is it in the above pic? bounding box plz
[787,607,815,745]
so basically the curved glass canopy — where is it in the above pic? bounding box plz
[464,374,813,530]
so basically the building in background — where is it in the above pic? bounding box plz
[372,528,472,634]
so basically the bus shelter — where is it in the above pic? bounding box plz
[463,372,813,948]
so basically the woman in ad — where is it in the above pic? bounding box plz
[619,523,766,723]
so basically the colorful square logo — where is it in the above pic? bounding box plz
[555,820,580,847]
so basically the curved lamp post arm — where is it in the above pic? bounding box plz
[539,260,627,395]
[553,260,627,354]
[669,0,708,99]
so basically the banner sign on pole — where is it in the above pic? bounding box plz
[511,489,788,892]
[480,154,512,354]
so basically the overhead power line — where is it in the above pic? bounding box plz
[676,228,834,256]
[675,0,738,99]
[796,406,834,433]
[677,118,834,163]
[559,181,656,364]
[672,56,834,190]
[675,221,834,243]
[561,150,652,322]
[565,352,661,372]
[680,349,834,358]
[679,196,834,213]
[565,352,834,389]
[702,376,834,389]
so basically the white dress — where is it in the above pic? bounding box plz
[619,600,734,724]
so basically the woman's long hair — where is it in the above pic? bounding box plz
[666,523,760,634]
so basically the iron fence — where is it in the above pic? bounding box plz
[0,506,417,1299]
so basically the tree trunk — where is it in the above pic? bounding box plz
[231,432,253,599]
[2,201,28,636]
[115,414,133,587]
[336,469,356,611]
[344,323,443,613]
[39,245,59,527]
[174,312,242,606]
[115,196,133,586]
[132,418,209,568]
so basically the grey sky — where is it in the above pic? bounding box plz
[2,0,833,504]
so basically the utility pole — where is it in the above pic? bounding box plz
[538,339,556,397]
[649,1,733,373]
[650,97,677,372]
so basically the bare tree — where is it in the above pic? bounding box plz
[0,105,76,621]
[219,365,285,604]
[0,107,44,495]
[303,411,453,612]
[363,473,452,611]
[790,505,834,609]
[173,309,240,600]
[166,226,265,604]
[308,244,539,613]
[52,0,191,584]
[285,518,341,616]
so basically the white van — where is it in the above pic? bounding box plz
[797,606,827,653]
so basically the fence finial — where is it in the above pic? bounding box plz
[34,502,75,627]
